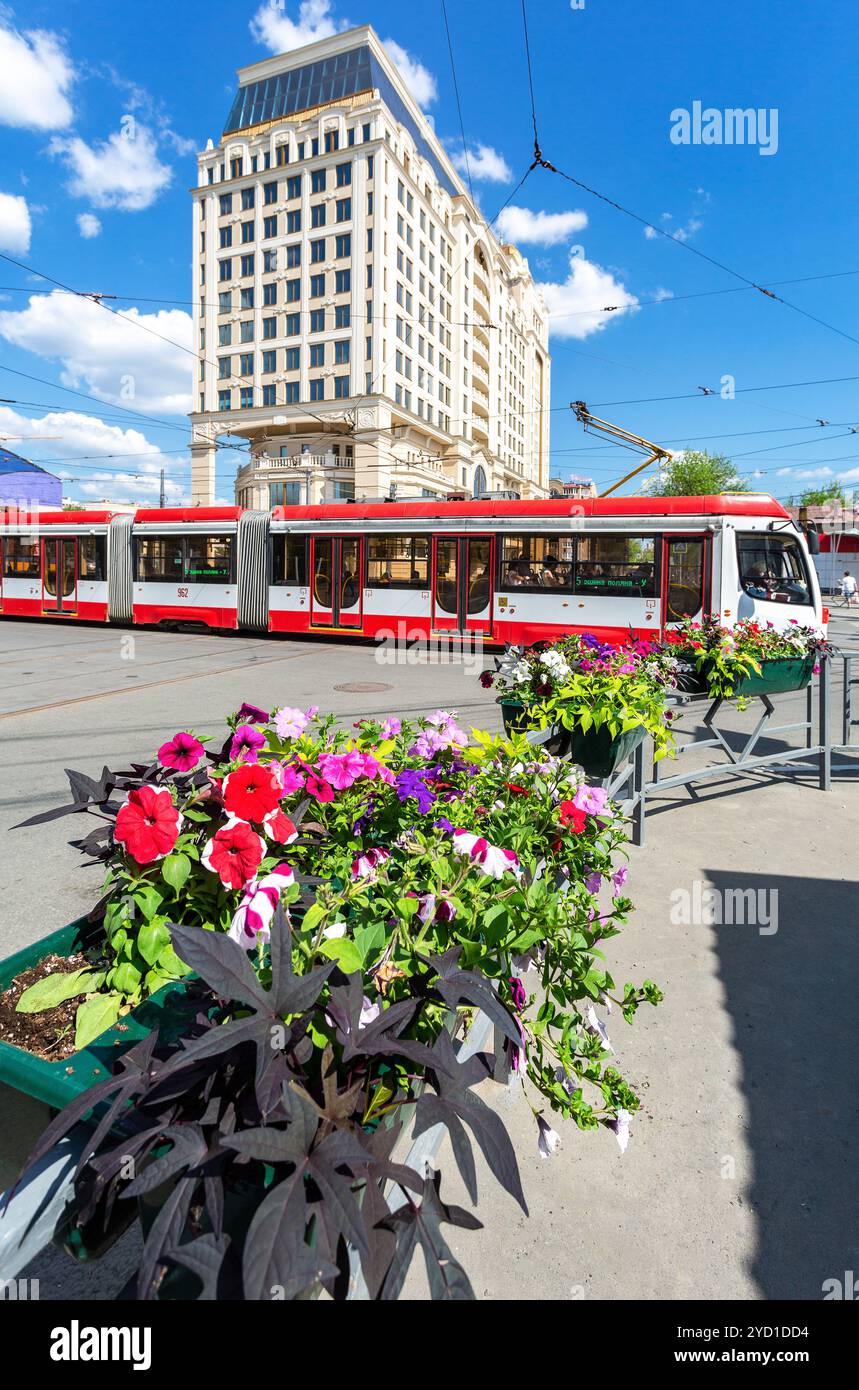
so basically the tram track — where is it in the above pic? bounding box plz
[0,644,323,720]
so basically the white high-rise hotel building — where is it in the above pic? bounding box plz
[190,25,550,506]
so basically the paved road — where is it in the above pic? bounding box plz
[0,614,856,1301]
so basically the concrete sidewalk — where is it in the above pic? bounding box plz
[1,620,856,1300]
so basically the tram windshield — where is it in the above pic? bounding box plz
[737,533,811,605]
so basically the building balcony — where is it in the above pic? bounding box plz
[471,361,490,389]
[472,419,489,445]
[236,452,354,484]
[473,263,490,298]
[472,388,489,418]
[473,285,491,320]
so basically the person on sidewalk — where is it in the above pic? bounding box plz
[840,570,859,607]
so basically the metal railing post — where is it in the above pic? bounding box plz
[819,657,831,790]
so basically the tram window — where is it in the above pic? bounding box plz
[2,536,40,577]
[185,535,233,583]
[736,533,811,605]
[79,536,106,581]
[499,535,573,591]
[136,536,183,582]
[367,535,428,587]
[573,536,656,598]
[272,535,308,585]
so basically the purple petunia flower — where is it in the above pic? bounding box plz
[584,872,602,894]
[229,724,266,763]
[433,815,454,833]
[395,768,437,814]
[236,702,270,724]
[510,976,527,1011]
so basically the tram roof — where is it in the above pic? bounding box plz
[270,495,791,523]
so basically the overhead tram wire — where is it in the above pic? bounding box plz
[441,0,473,204]
[517,4,859,352]
[0,250,334,449]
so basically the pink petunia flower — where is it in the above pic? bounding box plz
[273,706,310,739]
[316,749,366,790]
[157,731,204,773]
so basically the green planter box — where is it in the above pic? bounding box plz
[0,918,190,1111]
[499,700,646,778]
[674,655,815,700]
[734,656,816,697]
[499,700,570,756]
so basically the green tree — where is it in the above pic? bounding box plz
[785,482,846,507]
[647,450,749,497]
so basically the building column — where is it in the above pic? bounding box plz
[190,440,217,506]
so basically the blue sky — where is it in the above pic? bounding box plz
[1,0,858,505]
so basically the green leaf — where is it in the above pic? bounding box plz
[396,896,419,920]
[318,937,363,974]
[299,903,326,935]
[111,961,143,997]
[156,943,194,978]
[138,918,171,966]
[134,885,164,922]
[74,992,123,1049]
[16,967,100,1014]
[162,853,191,892]
[353,920,387,965]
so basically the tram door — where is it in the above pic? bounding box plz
[309,536,363,629]
[662,535,709,626]
[432,535,494,637]
[41,537,78,615]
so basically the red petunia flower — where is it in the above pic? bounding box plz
[201,818,265,888]
[262,808,298,844]
[115,786,181,865]
[223,763,282,823]
[505,783,530,796]
[558,799,587,834]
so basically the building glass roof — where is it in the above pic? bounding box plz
[223,44,459,197]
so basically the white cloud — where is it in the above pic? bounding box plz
[451,143,511,183]
[538,249,639,339]
[250,4,437,106]
[76,212,101,239]
[0,290,193,415]
[49,125,173,212]
[495,206,588,247]
[651,287,674,302]
[0,404,188,503]
[0,24,75,130]
[250,0,346,51]
[0,193,31,253]
[646,212,702,242]
[382,39,437,107]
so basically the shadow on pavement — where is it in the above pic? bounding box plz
[704,867,859,1299]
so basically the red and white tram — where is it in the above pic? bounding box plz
[0,495,824,645]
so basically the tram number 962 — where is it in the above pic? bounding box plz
[177,587,189,599]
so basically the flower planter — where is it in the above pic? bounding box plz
[500,699,646,777]
[0,918,191,1111]
[498,700,571,756]
[672,656,815,701]
[733,656,816,698]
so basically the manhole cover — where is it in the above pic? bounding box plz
[333,681,394,693]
